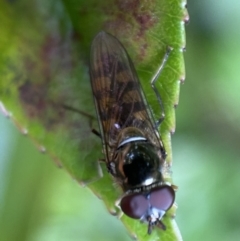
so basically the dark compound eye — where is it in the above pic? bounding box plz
[120,185,175,220]
[150,185,175,211]
[120,193,148,219]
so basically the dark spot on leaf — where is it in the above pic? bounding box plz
[103,0,157,60]
[116,0,157,36]
[117,0,139,12]
[134,12,157,34]
[6,0,17,3]
[18,81,66,130]
[19,81,47,116]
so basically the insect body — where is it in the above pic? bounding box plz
[90,31,175,234]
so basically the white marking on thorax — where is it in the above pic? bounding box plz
[142,177,154,186]
[118,136,146,148]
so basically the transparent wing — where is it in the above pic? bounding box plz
[90,31,162,163]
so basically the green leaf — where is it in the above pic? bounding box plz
[0,0,188,240]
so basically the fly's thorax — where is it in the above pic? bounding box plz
[111,134,164,192]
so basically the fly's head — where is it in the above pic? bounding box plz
[120,184,175,234]
[111,141,175,234]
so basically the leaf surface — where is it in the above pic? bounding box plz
[0,0,188,240]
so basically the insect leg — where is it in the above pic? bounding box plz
[61,104,102,138]
[61,104,96,120]
[150,47,172,128]
[92,128,102,138]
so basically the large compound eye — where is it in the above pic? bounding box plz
[120,193,148,219]
[150,185,175,211]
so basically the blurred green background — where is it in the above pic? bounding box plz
[1,1,240,241]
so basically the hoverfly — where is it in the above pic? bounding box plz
[90,31,176,234]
